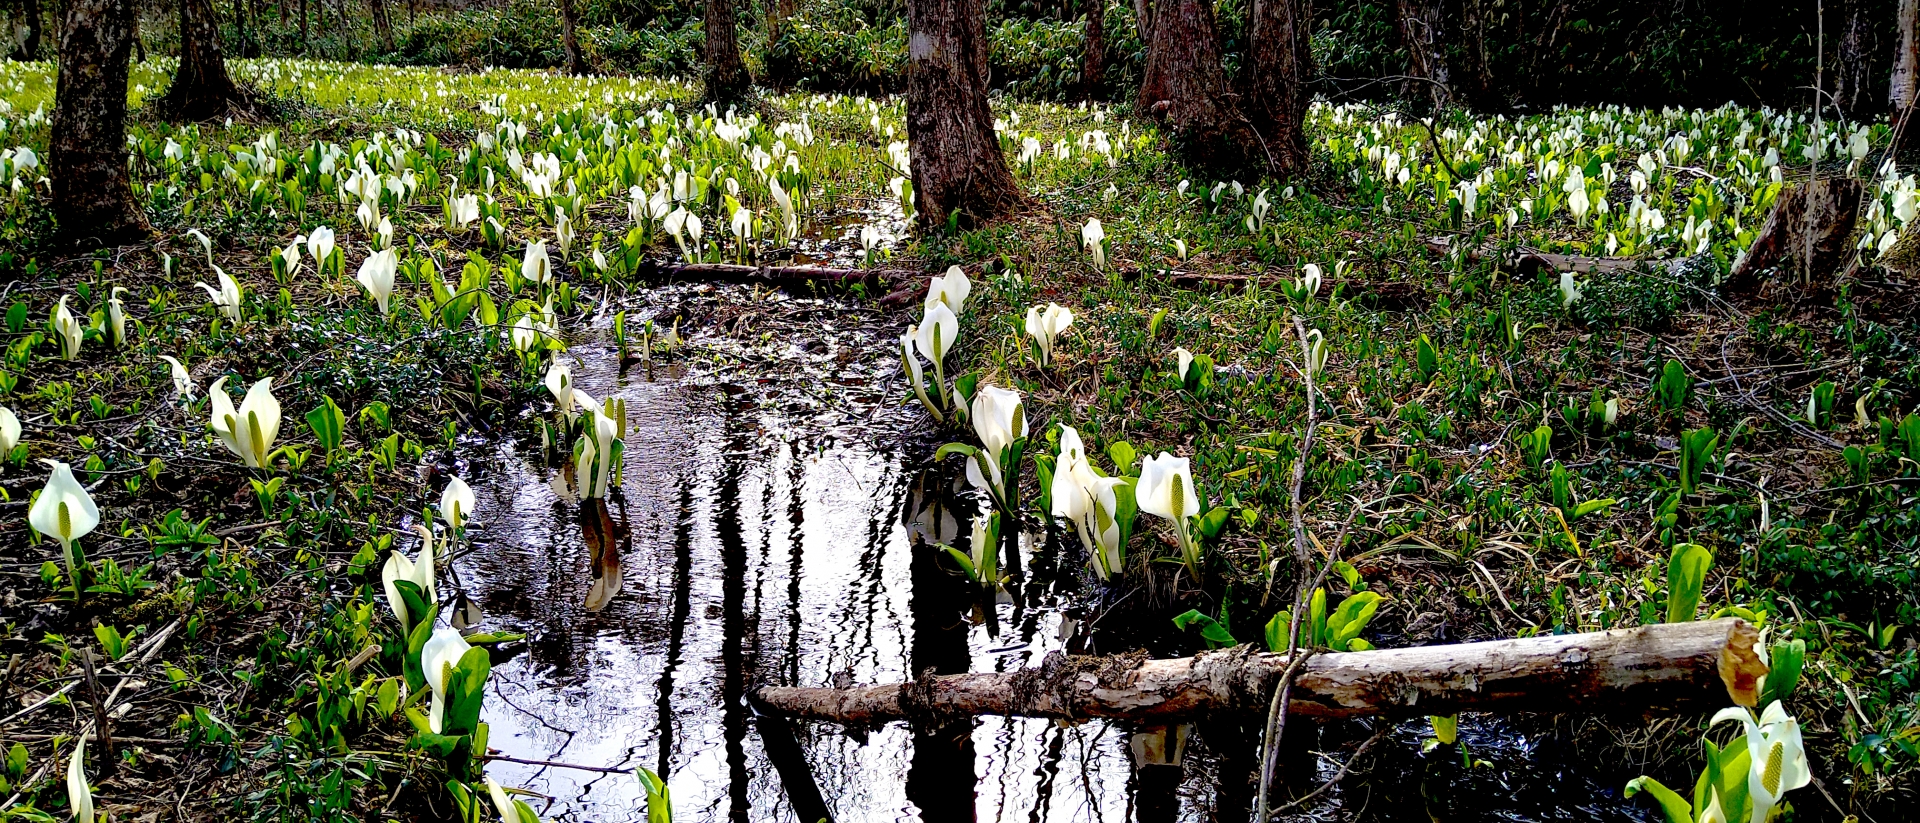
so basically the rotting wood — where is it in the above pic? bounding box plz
[754,618,1764,725]
[1422,236,1700,277]
[1725,177,1864,292]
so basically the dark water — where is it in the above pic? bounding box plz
[442,286,1660,823]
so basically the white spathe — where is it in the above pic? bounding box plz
[1135,452,1197,525]
[29,459,100,580]
[925,266,972,314]
[208,376,283,469]
[1710,701,1811,823]
[421,627,472,733]
[380,537,437,629]
[441,476,475,531]
[356,248,399,315]
[1023,303,1074,366]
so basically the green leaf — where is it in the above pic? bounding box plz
[1761,638,1805,705]
[636,766,673,823]
[933,442,980,462]
[1415,334,1438,380]
[1195,506,1230,541]
[1328,592,1383,650]
[1570,498,1616,520]
[1264,611,1291,653]
[403,603,441,692]
[1309,588,1329,647]
[1623,776,1693,823]
[375,678,399,718]
[407,728,462,758]
[1172,609,1237,649]
[461,631,527,645]
[1664,543,1712,623]
[942,547,979,582]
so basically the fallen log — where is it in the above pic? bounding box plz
[634,260,913,289]
[1423,236,1702,278]
[754,618,1763,725]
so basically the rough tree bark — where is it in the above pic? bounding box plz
[703,0,747,103]
[1239,0,1311,176]
[904,0,1024,227]
[1896,0,1919,147]
[1452,0,1501,111]
[50,0,149,247]
[766,0,795,45]
[1833,0,1874,118]
[158,0,248,121]
[1130,0,1148,42]
[1137,0,1261,173]
[234,0,251,57]
[557,0,586,75]
[14,0,43,60]
[1726,178,1864,292]
[1397,0,1450,110]
[1081,0,1103,100]
[755,619,1766,725]
[368,0,391,51]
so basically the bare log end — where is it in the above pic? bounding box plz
[1717,618,1766,707]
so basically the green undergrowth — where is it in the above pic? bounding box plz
[0,61,1913,820]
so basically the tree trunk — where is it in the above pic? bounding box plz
[765,0,792,45]
[1834,0,1873,118]
[1137,0,1261,173]
[1239,0,1311,176]
[234,0,251,57]
[50,0,148,247]
[368,0,390,51]
[158,0,246,121]
[1895,0,1918,146]
[1130,0,1148,42]
[17,0,42,60]
[755,619,1766,725]
[1452,0,1501,111]
[703,0,747,102]
[904,0,1024,228]
[1726,177,1864,292]
[557,0,585,75]
[1081,0,1103,100]
[1397,0,1450,110]
[298,0,306,54]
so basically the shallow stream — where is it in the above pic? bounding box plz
[432,285,1658,823]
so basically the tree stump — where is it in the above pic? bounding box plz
[1725,177,1863,293]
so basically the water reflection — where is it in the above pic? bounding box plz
[456,290,1135,823]
[452,287,1657,823]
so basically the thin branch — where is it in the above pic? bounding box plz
[1265,725,1392,816]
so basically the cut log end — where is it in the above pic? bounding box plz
[1717,618,1766,707]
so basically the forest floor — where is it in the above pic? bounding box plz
[0,59,1914,821]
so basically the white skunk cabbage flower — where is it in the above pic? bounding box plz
[30,460,99,583]
[1024,303,1074,367]
[208,376,282,468]
[1081,218,1106,269]
[197,266,243,322]
[355,249,398,315]
[440,476,475,531]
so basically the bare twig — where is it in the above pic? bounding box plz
[481,753,631,775]
[1254,316,1347,823]
[1265,725,1392,815]
[80,652,115,771]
